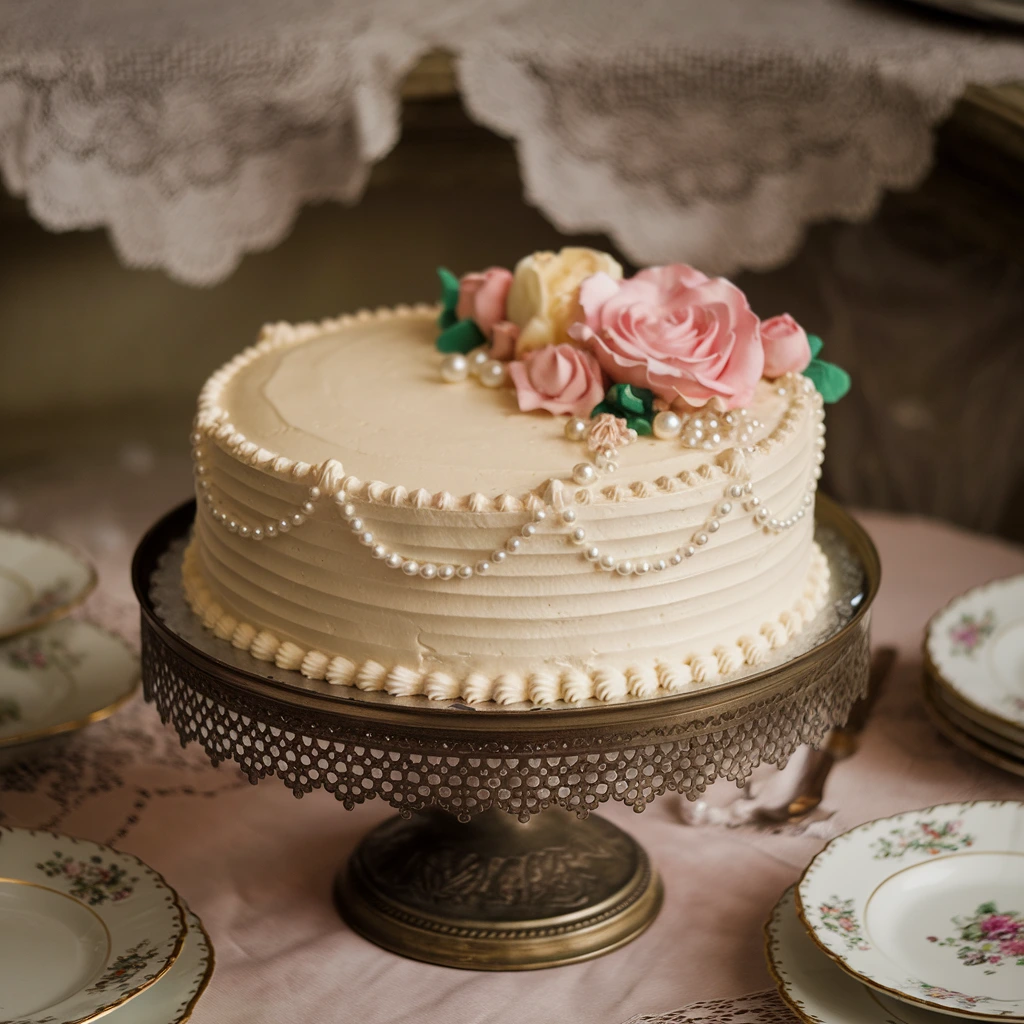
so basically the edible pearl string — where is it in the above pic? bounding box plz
[192,376,823,581]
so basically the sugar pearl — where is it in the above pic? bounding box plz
[479,361,507,388]
[291,513,305,527]
[718,502,732,515]
[227,520,238,533]
[371,544,387,559]
[468,348,490,375]
[707,519,720,533]
[386,553,403,569]
[401,560,420,576]
[440,353,469,383]
[507,537,522,553]
[359,531,375,546]
[561,509,577,523]
[238,526,250,538]
[572,463,596,486]
[694,532,708,546]
[570,527,586,544]
[252,527,263,541]
[349,517,364,532]
[616,560,633,576]
[533,509,547,522]
[729,485,743,498]
[265,524,277,537]
[652,410,682,439]
[565,417,588,442]
[438,565,455,581]
[521,524,537,538]
[635,561,651,575]
[585,546,601,562]
[277,520,290,533]
[302,502,315,515]
[684,544,696,557]
[475,560,491,575]
[342,503,357,519]
[308,486,321,500]
[670,553,683,565]
[491,550,507,563]
[457,565,474,579]
[654,559,667,572]
[419,563,438,579]
[599,554,616,571]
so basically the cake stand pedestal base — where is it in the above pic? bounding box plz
[335,808,662,970]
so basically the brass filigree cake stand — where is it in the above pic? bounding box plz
[132,496,878,971]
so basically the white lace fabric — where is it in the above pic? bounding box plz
[2,0,1022,284]
[622,991,793,1024]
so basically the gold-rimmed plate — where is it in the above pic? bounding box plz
[767,885,951,1024]
[102,906,214,1024]
[0,826,187,1024]
[796,801,1024,1021]
[0,619,139,750]
[0,529,96,641]
[925,575,1024,742]
[923,684,1024,780]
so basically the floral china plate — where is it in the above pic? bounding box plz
[797,801,1024,1021]
[923,685,1024,780]
[0,826,186,1024]
[0,619,138,750]
[0,529,96,640]
[102,906,214,1024]
[926,576,1024,741]
[767,886,951,1024]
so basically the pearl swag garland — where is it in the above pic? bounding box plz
[192,375,824,582]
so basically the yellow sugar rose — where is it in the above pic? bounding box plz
[506,247,623,356]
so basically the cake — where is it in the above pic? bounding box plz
[184,248,850,705]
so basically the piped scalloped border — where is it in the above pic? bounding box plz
[182,539,830,706]
[193,305,814,511]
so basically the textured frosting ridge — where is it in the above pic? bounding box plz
[182,538,830,705]
[185,303,831,706]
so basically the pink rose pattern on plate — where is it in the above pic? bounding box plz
[911,981,994,1009]
[948,610,996,656]
[37,851,138,905]
[871,819,974,859]
[817,896,870,952]
[929,903,1024,972]
[85,941,163,994]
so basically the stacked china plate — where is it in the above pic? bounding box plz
[0,825,213,1023]
[767,801,1024,1023]
[924,575,1024,777]
[0,528,138,757]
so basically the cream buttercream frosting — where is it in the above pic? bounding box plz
[185,302,830,705]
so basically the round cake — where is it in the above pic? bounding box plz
[184,249,848,705]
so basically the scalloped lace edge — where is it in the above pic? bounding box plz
[181,538,831,706]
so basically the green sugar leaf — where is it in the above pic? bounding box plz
[804,358,851,404]
[628,416,653,436]
[436,318,485,354]
[807,333,824,360]
[438,267,460,312]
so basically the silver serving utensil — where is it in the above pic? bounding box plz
[750,645,897,825]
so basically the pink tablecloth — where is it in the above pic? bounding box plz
[1,455,1022,1024]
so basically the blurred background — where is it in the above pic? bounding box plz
[2,11,1024,547]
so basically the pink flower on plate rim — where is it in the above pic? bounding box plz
[571,264,763,409]
[508,343,606,417]
[761,313,812,377]
[456,268,513,337]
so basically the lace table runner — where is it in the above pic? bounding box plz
[2,0,1022,284]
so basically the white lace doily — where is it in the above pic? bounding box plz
[621,990,792,1024]
[2,0,1022,284]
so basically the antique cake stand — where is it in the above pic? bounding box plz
[132,496,878,970]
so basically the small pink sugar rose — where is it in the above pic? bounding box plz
[456,268,513,336]
[571,264,764,409]
[489,320,520,361]
[761,313,812,377]
[508,343,606,417]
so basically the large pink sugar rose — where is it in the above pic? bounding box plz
[570,265,764,408]
[761,313,811,377]
[456,267,513,336]
[508,343,606,417]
